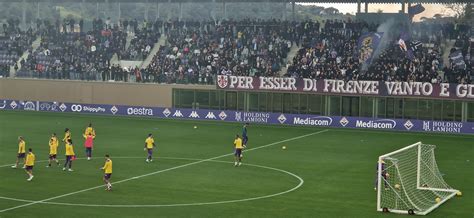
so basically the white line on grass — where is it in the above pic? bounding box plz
[0,129,328,213]
[0,157,304,207]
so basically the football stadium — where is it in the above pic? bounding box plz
[0,0,473,217]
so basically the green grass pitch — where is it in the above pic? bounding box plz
[0,110,472,217]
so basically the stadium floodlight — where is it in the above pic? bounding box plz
[376,142,459,215]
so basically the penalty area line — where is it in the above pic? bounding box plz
[0,129,328,213]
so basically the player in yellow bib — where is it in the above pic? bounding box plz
[63,139,75,172]
[233,135,246,167]
[47,133,60,167]
[24,148,35,181]
[12,136,26,169]
[144,134,155,163]
[84,123,96,137]
[101,154,113,191]
[63,128,71,144]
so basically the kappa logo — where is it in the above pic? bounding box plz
[219,111,227,120]
[10,101,17,109]
[110,106,118,115]
[50,102,59,111]
[217,75,229,88]
[163,108,171,117]
[0,100,6,109]
[278,114,287,124]
[404,120,414,130]
[59,103,67,112]
[40,103,51,111]
[189,111,200,118]
[340,117,349,127]
[205,112,217,119]
[173,110,183,117]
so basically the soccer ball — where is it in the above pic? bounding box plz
[193,126,197,129]
[435,197,441,203]
[394,184,401,189]
[456,191,462,196]
[282,146,286,150]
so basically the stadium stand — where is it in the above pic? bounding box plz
[0,19,37,78]
[0,18,472,84]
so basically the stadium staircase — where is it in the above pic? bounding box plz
[109,31,136,66]
[439,38,465,80]
[441,39,455,70]
[279,43,299,76]
[10,36,41,77]
[140,36,167,69]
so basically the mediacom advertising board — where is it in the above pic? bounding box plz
[0,99,472,134]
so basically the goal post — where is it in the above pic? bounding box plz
[376,142,459,215]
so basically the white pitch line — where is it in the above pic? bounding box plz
[0,157,304,207]
[0,129,328,213]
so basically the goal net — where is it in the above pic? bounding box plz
[376,142,459,215]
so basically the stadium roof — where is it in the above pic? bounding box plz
[0,0,470,4]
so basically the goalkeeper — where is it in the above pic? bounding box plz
[374,160,389,191]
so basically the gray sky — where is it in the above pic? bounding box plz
[300,3,454,21]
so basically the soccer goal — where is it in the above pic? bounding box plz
[376,142,459,215]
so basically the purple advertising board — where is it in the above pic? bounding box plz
[0,99,473,134]
[216,75,474,100]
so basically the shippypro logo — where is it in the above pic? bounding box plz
[278,114,287,124]
[173,110,183,117]
[110,106,118,115]
[163,108,171,117]
[71,104,105,113]
[10,101,17,109]
[0,100,6,109]
[127,107,153,116]
[189,111,200,118]
[219,111,227,120]
[217,75,229,88]
[23,101,36,111]
[205,112,217,119]
[355,119,396,129]
[71,104,83,112]
[339,117,349,127]
[404,120,414,130]
[293,116,333,126]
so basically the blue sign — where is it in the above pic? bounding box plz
[1,99,473,134]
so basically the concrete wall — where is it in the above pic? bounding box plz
[0,79,215,107]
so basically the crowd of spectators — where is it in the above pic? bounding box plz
[0,19,37,77]
[143,19,294,84]
[16,18,127,80]
[121,23,160,60]
[286,20,472,84]
[1,17,472,84]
